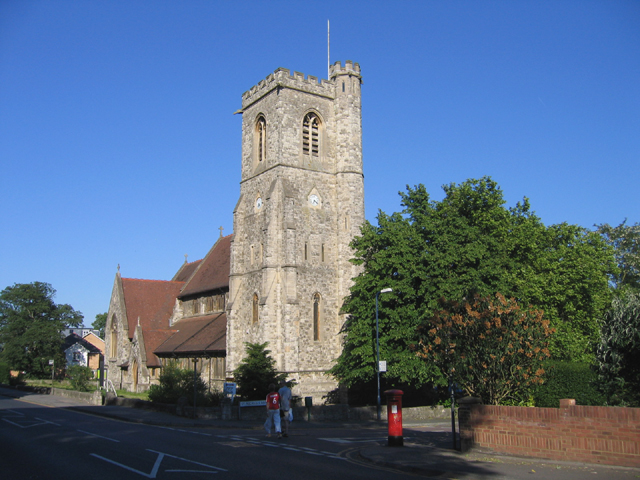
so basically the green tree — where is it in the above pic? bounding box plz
[233,342,285,401]
[92,312,107,338]
[331,177,614,391]
[514,223,615,361]
[596,220,640,292]
[0,282,83,377]
[416,294,553,405]
[596,290,640,406]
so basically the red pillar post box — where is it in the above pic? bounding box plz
[384,389,404,447]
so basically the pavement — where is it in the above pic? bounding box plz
[2,386,640,479]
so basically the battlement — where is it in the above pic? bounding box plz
[329,60,361,79]
[242,67,333,109]
[241,60,360,110]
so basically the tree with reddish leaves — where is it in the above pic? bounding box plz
[415,293,554,405]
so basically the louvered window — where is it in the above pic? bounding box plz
[302,113,320,157]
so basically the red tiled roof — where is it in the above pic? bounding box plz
[154,313,226,357]
[179,235,232,298]
[121,278,184,366]
[172,259,203,282]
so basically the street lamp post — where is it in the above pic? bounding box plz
[193,358,198,419]
[375,288,393,421]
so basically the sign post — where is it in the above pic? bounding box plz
[223,382,237,403]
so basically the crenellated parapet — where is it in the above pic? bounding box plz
[242,67,334,110]
[329,60,361,80]
[241,61,361,111]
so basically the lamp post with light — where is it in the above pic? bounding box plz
[375,287,393,421]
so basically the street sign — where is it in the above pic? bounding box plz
[379,360,387,372]
[48,359,54,365]
[223,382,236,402]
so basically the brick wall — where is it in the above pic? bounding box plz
[459,398,640,468]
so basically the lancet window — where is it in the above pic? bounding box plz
[256,116,266,163]
[313,293,321,341]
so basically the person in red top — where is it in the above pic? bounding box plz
[264,383,282,438]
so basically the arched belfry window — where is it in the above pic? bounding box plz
[252,293,259,324]
[256,116,266,163]
[302,113,320,157]
[313,293,321,341]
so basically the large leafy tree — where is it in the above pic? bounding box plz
[416,294,554,405]
[0,282,83,377]
[596,220,640,292]
[596,290,640,406]
[332,177,614,391]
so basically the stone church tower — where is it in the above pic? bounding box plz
[226,61,364,401]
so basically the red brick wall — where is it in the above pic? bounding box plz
[458,399,640,468]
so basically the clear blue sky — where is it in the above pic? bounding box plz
[1,1,638,327]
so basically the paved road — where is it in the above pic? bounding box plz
[2,387,639,479]
[0,393,416,479]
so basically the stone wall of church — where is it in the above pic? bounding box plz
[105,274,130,391]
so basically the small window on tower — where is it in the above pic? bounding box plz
[256,116,266,163]
[302,113,320,157]
[313,293,321,341]
[252,293,259,324]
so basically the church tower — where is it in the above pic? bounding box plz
[226,61,364,401]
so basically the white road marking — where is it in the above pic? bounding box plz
[148,450,227,472]
[217,435,344,460]
[91,449,227,478]
[2,416,59,428]
[35,417,60,426]
[155,426,212,436]
[77,429,120,442]
[4,409,24,415]
[91,453,163,478]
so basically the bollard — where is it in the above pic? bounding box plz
[384,389,404,447]
[304,396,313,422]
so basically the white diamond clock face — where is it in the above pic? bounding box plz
[256,197,263,209]
[309,194,320,206]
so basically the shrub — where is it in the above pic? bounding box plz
[533,361,605,407]
[205,388,225,406]
[67,365,94,391]
[148,363,207,406]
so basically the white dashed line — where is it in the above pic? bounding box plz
[216,435,343,460]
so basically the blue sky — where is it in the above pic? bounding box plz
[1,1,638,327]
